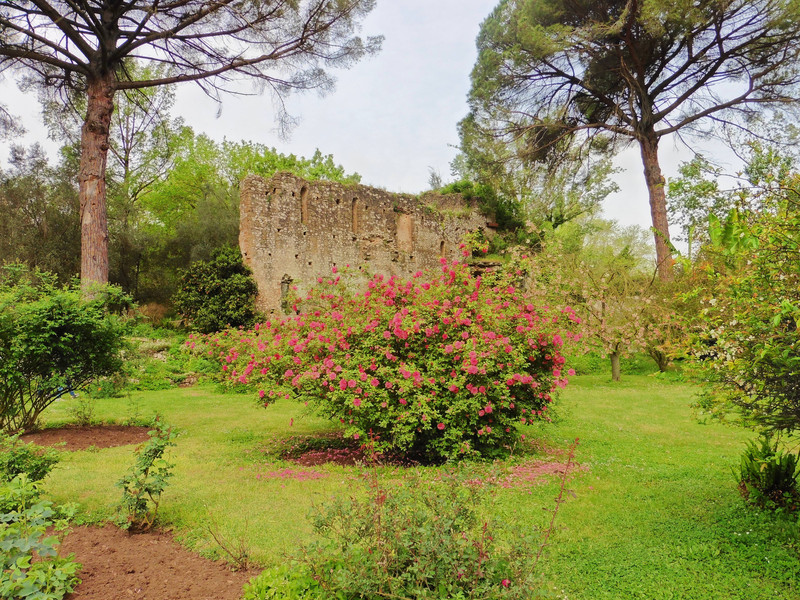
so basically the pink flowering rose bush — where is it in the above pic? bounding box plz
[195,256,581,461]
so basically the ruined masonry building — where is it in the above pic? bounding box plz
[239,172,492,312]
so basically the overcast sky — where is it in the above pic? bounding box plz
[1,0,709,236]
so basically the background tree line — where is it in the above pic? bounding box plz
[0,81,360,309]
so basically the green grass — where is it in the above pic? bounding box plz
[38,376,800,599]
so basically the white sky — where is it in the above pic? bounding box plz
[1,0,722,238]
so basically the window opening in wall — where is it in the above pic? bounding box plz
[280,274,293,314]
[300,186,309,225]
[352,198,359,234]
[440,240,445,256]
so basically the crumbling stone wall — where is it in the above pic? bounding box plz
[239,172,492,312]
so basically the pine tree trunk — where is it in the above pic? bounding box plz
[79,72,115,286]
[639,134,673,281]
[610,351,621,382]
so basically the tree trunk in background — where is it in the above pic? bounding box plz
[610,351,621,382]
[639,134,673,281]
[79,72,115,286]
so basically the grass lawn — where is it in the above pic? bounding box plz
[39,375,800,599]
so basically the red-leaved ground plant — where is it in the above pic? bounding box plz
[191,253,581,462]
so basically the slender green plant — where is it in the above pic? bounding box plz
[116,417,177,531]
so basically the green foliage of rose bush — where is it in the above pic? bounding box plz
[116,417,177,531]
[304,470,545,600]
[194,255,580,461]
[243,460,576,600]
[0,265,128,433]
[0,434,60,483]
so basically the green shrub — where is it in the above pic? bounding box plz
[736,434,799,510]
[116,417,177,531]
[0,474,81,600]
[301,470,547,600]
[172,246,258,334]
[242,565,325,600]
[0,264,127,433]
[439,180,524,232]
[0,434,60,483]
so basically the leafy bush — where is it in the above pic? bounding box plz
[0,434,60,483]
[116,417,177,531]
[198,256,579,462]
[0,264,127,433]
[0,474,81,600]
[243,452,581,600]
[439,180,524,232]
[242,565,325,600]
[304,469,551,600]
[688,150,800,434]
[736,434,799,510]
[172,246,258,334]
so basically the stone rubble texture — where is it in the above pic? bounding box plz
[239,172,492,312]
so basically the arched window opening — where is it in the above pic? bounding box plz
[300,186,309,225]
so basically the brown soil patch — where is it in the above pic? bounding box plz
[291,445,371,466]
[21,425,151,451]
[61,525,257,600]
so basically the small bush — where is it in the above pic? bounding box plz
[299,469,553,600]
[0,474,81,600]
[0,264,127,433]
[242,565,325,600]
[116,417,177,531]
[736,434,799,510]
[68,394,97,425]
[0,434,60,483]
[173,246,258,334]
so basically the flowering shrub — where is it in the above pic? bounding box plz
[689,158,800,434]
[195,255,580,461]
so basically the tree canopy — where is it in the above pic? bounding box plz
[466,0,800,279]
[0,0,381,285]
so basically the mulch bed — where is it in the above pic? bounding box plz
[21,425,151,451]
[61,525,257,600]
[17,425,258,599]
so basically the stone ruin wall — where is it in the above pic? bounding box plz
[239,172,493,312]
